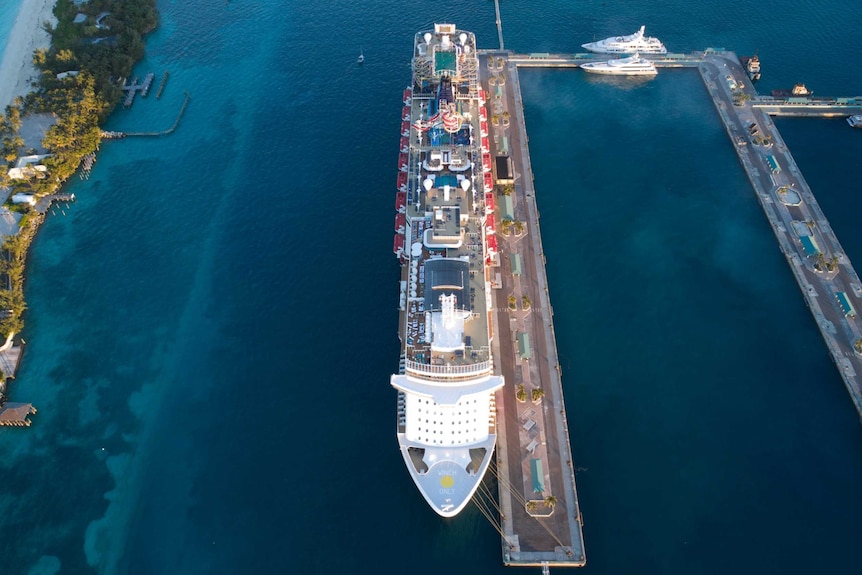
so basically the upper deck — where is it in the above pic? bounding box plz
[397,25,497,374]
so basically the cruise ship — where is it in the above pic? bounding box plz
[391,24,505,517]
[581,25,667,54]
[580,53,658,76]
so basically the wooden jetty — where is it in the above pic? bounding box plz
[36,193,75,215]
[156,70,169,99]
[0,403,37,427]
[140,72,155,97]
[122,76,138,107]
[122,71,157,107]
[118,91,191,138]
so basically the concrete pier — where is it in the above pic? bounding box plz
[483,48,862,422]
[474,35,862,569]
[486,48,862,417]
[480,51,586,568]
[697,51,862,416]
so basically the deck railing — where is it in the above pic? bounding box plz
[404,359,492,379]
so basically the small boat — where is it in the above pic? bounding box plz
[771,83,812,98]
[848,115,862,128]
[740,54,761,81]
[581,25,667,54]
[357,48,364,64]
[580,53,657,76]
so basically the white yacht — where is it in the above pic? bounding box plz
[580,53,658,76]
[391,24,505,518]
[847,115,862,128]
[582,25,667,54]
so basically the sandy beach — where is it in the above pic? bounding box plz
[0,0,57,111]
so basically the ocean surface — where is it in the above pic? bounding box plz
[2,1,862,573]
[0,0,25,64]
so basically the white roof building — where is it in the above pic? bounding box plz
[7,155,51,180]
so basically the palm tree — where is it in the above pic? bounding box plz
[513,220,525,235]
[826,255,840,272]
[531,388,545,403]
[500,219,512,235]
[516,384,526,402]
[814,253,826,272]
[521,295,532,310]
[525,501,538,513]
[854,339,862,355]
[544,495,557,509]
[507,295,516,310]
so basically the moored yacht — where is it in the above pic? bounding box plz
[582,25,667,54]
[580,53,657,76]
[391,23,504,518]
[848,115,862,128]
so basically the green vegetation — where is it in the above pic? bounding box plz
[521,295,531,310]
[813,253,840,273]
[0,0,157,339]
[516,384,526,402]
[544,495,557,509]
[507,294,516,310]
[732,90,751,107]
[512,219,525,235]
[40,0,158,106]
[854,339,862,355]
[531,388,544,403]
[0,214,39,336]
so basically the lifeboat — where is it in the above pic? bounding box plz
[484,192,495,214]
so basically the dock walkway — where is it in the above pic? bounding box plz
[473,37,862,569]
[0,403,36,426]
[480,52,586,568]
[698,51,862,415]
[485,47,862,418]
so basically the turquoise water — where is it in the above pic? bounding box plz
[0,0,25,64]
[2,1,862,573]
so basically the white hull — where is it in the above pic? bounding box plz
[393,24,505,518]
[581,65,657,76]
[582,25,666,55]
[581,53,657,76]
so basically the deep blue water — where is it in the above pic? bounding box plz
[2,1,862,574]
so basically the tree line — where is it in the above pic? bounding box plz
[0,0,157,337]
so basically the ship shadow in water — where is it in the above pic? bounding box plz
[580,73,656,90]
